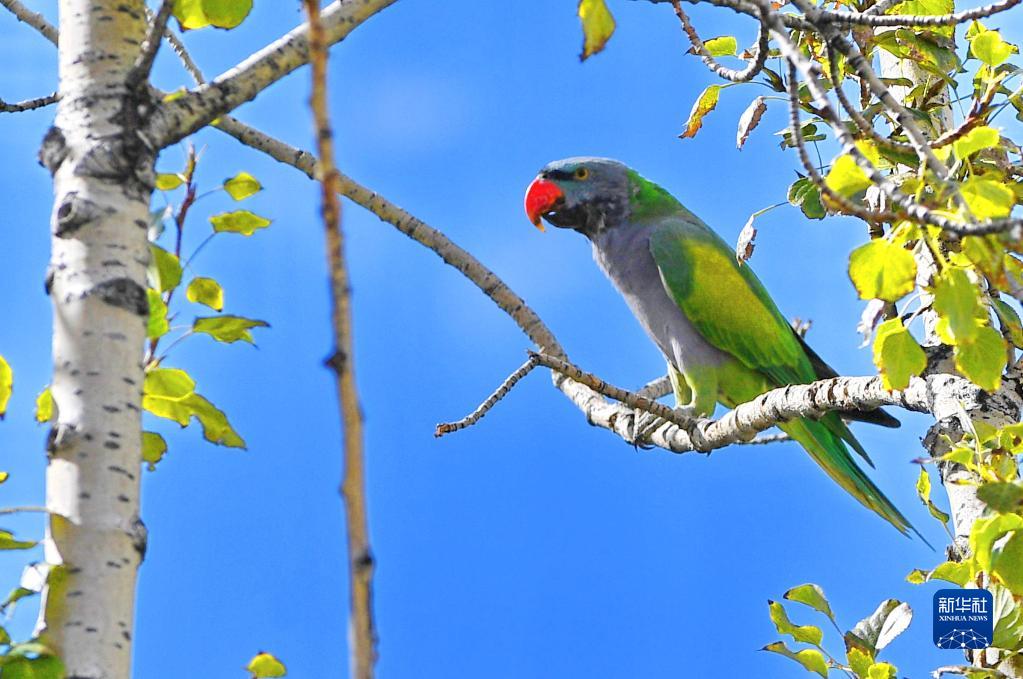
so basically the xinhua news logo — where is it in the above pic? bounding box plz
[933,589,993,650]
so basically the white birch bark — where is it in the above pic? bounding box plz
[38,1,154,676]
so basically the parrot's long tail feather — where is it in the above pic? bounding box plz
[779,415,930,547]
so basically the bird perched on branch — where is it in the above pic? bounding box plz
[524,156,919,537]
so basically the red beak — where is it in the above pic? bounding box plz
[524,177,565,232]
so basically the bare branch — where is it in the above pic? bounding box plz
[0,0,57,45]
[671,0,768,83]
[128,0,174,89]
[302,1,375,676]
[149,0,397,148]
[435,358,541,437]
[0,92,57,113]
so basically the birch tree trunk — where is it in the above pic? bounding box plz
[39,1,153,676]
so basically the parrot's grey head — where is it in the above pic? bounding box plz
[524,157,631,235]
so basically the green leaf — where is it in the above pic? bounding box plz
[992,298,1023,348]
[915,466,951,525]
[905,568,928,584]
[148,244,183,293]
[155,173,184,191]
[578,0,615,61]
[932,268,984,344]
[147,289,169,341]
[993,530,1023,595]
[186,277,224,311]
[847,600,912,654]
[144,368,196,401]
[192,316,268,344]
[143,369,245,448]
[954,324,1007,392]
[173,0,253,30]
[825,154,871,198]
[680,85,721,139]
[971,514,1023,573]
[0,531,36,551]
[703,36,737,57]
[783,583,835,621]
[960,177,1014,219]
[210,210,271,236]
[953,125,1000,161]
[0,355,12,418]
[848,239,917,302]
[0,652,65,679]
[929,560,971,586]
[972,30,1014,67]
[223,171,262,201]
[872,318,926,390]
[848,647,873,678]
[992,583,1023,649]
[247,652,287,678]
[761,642,827,678]
[768,601,823,645]
[787,178,825,220]
[866,662,896,679]
[142,431,168,472]
[978,482,1023,514]
[34,388,52,424]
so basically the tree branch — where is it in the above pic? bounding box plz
[0,0,57,45]
[302,1,376,676]
[149,0,397,148]
[128,0,174,89]
[0,92,57,113]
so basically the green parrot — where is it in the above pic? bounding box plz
[524,157,919,537]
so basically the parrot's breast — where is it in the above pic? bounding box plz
[590,223,730,374]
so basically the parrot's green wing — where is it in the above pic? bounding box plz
[648,219,813,388]
[647,219,921,540]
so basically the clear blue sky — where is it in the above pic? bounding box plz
[1,1,1014,676]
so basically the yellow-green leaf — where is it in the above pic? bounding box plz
[762,642,828,678]
[247,652,286,678]
[972,30,1014,67]
[0,531,36,550]
[993,530,1023,595]
[955,324,1007,391]
[193,316,269,344]
[147,289,169,341]
[971,514,1023,573]
[223,171,262,201]
[932,267,984,344]
[953,126,1000,161]
[143,369,244,448]
[825,154,871,198]
[578,0,615,61]
[186,277,224,312]
[174,0,252,30]
[768,600,824,645]
[915,466,951,525]
[148,244,182,293]
[848,648,873,678]
[155,173,184,191]
[210,210,271,236]
[848,239,917,302]
[681,85,721,139]
[872,318,926,390]
[703,36,737,57]
[992,298,1023,348]
[142,431,168,471]
[929,560,971,586]
[0,355,11,417]
[867,662,896,679]
[35,387,53,424]
[960,177,1014,219]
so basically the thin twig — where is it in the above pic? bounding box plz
[302,1,375,677]
[435,358,541,436]
[672,0,768,83]
[0,92,57,113]
[0,0,57,45]
[129,0,174,88]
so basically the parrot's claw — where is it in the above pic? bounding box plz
[626,409,668,447]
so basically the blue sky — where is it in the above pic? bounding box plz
[1,1,1015,677]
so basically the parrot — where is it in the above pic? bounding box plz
[523,156,919,537]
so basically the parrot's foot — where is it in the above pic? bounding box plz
[625,406,700,447]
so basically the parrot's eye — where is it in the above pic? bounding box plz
[574,167,590,180]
